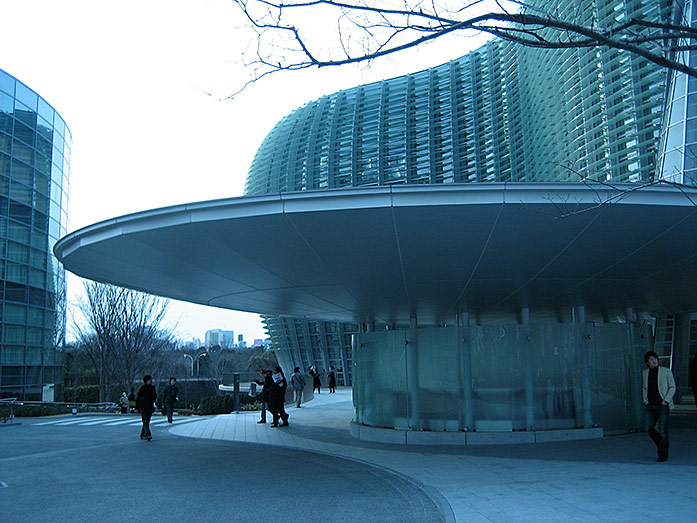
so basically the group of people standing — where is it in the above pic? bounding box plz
[308,365,337,394]
[253,365,341,426]
[254,366,290,427]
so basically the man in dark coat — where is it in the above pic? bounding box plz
[268,366,289,427]
[162,377,178,424]
[253,370,273,424]
[136,374,157,441]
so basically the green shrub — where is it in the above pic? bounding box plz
[63,385,100,403]
[0,404,73,418]
[198,394,261,415]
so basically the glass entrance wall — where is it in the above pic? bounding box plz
[354,322,649,433]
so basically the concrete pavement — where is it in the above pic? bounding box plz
[0,409,441,522]
[171,388,697,522]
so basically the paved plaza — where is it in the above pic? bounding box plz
[2,389,695,522]
[172,389,697,522]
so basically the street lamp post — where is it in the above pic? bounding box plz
[183,354,193,376]
[194,352,208,376]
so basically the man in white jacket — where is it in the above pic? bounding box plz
[642,351,676,462]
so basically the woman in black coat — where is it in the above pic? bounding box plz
[309,365,322,394]
[268,366,289,427]
[328,366,337,393]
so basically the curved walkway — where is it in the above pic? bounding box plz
[171,389,697,522]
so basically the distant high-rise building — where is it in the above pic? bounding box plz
[205,329,234,348]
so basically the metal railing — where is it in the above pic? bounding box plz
[0,398,20,423]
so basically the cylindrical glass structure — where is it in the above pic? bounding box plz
[0,69,70,401]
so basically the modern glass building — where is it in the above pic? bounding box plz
[0,69,70,401]
[246,0,672,389]
[54,0,697,441]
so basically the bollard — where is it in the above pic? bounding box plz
[233,373,240,413]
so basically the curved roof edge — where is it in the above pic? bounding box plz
[55,182,696,260]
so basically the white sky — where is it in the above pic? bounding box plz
[0,0,494,343]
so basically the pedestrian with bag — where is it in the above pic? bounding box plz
[269,366,289,427]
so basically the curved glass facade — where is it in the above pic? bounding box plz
[0,69,70,401]
[245,0,672,391]
[354,323,650,434]
[246,1,669,194]
[657,0,697,184]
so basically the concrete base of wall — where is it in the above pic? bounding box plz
[350,422,603,446]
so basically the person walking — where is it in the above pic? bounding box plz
[269,366,289,427]
[290,367,306,408]
[128,387,137,413]
[136,375,157,441]
[642,351,676,462]
[328,365,337,394]
[119,392,129,413]
[162,377,179,424]
[309,365,321,394]
[253,370,273,424]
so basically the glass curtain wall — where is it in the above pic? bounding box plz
[0,69,70,401]
[245,0,672,384]
[354,323,651,433]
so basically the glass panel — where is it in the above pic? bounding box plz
[666,122,685,151]
[0,91,13,114]
[472,325,527,431]
[27,327,43,346]
[669,96,685,126]
[3,303,26,323]
[3,324,26,344]
[0,72,15,96]
[354,330,408,428]
[589,323,646,433]
[15,83,38,112]
[530,324,583,429]
[25,347,41,364]
[1,365,22,383]
[416,327,462,431]
[37,98,54,125]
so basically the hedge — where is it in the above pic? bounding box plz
[199,394,260,415]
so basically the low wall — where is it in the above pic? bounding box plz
[350,422,604,446]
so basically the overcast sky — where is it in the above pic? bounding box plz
[0,0,492,343]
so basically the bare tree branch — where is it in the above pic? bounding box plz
[230,0,697,95]
[73,282,174,401]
